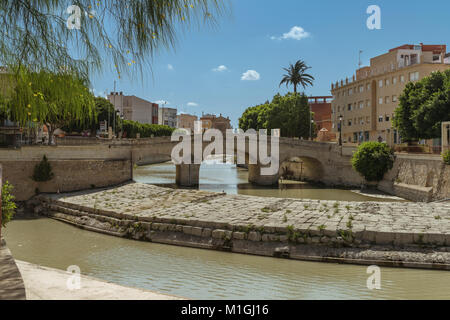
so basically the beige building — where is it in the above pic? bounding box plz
[177,114,198,131]
[331,44,450,146]
[108,92,159,125]
[158,107,178,128]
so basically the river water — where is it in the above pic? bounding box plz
[133,162,404,202]
[4,162,449,300]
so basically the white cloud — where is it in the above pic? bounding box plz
[167,64,174,70]
[272,26,310,41]
[212,65,228,72]
[241,70,260,81]
[187,102,199,107]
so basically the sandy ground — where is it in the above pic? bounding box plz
[16,260,184,300]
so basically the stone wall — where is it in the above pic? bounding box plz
[1,159,131,201]
[379,154,450,202]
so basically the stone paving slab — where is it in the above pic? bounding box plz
[40,183,450,247]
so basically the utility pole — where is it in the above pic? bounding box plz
[113,81,116,137]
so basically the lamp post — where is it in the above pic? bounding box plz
[338,115,343,146]
[310,119,314,141]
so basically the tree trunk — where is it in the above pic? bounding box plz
[48,125,55,146]
[294,84,297,93]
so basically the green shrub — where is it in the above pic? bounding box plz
[443,150,450,165]
[122,120,175,138]
[32,155,54,182]
[351,142,395,182]
[2,181,17,228]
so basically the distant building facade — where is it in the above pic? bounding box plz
[308,96,334,142]
[177,114,198,131]
[308,96,333,132]
[331,43,450,146]
[158,107,178,128]
[108,92,159,125]
[200,113,232,135]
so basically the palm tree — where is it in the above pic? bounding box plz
[279,60,315,93]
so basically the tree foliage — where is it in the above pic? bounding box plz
[0,0,228,79]
[64,97,119,133]
[351,142,395,182]
[32,155,54,182]
[279,60,315,93]
[239,93,316,138]
[5,67,96,143]
[2,181,17,228]
[443,150,450,165]
[393,70,450,141]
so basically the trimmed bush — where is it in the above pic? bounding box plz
[32,155,54,182]
[122,120,175,138]
[443,150,450,165]
[351,142,395,182]
[2,181,17,228]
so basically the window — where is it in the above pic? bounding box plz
[348,119,352,126]
[385,96,390,104]
[359,101,364,109]
[385,115,390,122]
[386,79,390,86]
[367,83,371,90]
[379,98,383,105]
[392,95,397,102]
[349,88,353,95]
[367,100,371,108]
[393,77,397,85]
[378,116,383,123]
[400,75,405,83]
[348,104,352,111]
[379,80,383,88]
[359,85,364,93]
[366,116,371,124]
[409,71,419,82]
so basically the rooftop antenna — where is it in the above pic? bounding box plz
[358,50,363,69]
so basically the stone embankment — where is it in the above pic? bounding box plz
[31,183,450,270]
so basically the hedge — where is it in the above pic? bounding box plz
[122,120,175,138]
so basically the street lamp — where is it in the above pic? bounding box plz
[338,115,343,146]
[310,119,314,141]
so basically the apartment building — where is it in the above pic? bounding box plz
[331,44,449,146]
[158,107,178,128]
[108,92,159,125]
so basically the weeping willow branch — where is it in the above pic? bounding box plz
[0,0,228,80]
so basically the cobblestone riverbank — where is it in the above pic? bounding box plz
[32,183,450,270]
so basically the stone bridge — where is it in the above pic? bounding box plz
[2,136,449,202]
[120,136,364,187]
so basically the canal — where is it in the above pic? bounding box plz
[5,162,449,300]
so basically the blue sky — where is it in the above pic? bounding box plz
[90,0,450,127]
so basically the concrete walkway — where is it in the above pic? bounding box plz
[16,261,183,300]
[0,239,26,300]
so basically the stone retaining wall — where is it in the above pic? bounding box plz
[1,159,131,201]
